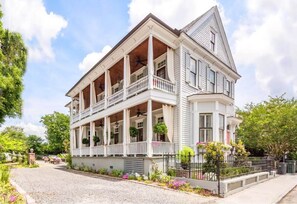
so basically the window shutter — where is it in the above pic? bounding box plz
[223,76,227,94]
[185,52,190,83]
[206,65,210,91]
[231,81,235,98]
[198,60,202,88]
[143,67,148,76]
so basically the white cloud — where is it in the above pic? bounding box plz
[79,45,112,73]
[233,0,297,97]
[128,0,228,30]
[0,122,46,139]
[1,0,68,61]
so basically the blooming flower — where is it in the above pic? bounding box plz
[9,195,17,203]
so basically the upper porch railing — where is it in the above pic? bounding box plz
[71,76,175,123]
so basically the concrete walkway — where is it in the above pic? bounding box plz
[215,174,297,204]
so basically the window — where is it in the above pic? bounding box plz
[225,80,231,96]
[136,121,144,142]
[137,73,144,80]
[208,69,215,92]
[157,117,164,123]
[199,113,213,142]
[190,58,197,86]
[210,31,216,51]
[219,114,224,143]
[157,59,166,79]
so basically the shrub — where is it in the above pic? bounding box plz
[17,155,23,164]
[220,166,251,179]
[98,168,108,175]
[65,154,72,168]
[122,173,129,179]
[167,168,176,177]
[158,174,171,183]
[149,163,162,182]
[230,140,250,166]
[177,146,195,169]
[111,169,123,177]
[203,142,229,173]
[12,156,17,163]
[0,165,10,183]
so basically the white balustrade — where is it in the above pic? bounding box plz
[72,114,79,123]
[72,148,80,156]
[126,76,148,97]
[81,107,90,119]
[107,90,124,107]
[153,75,175,94]
[92,146,104,156]
[107,144,123,155]
[127,142,147,155]
[81,147,90,156]
[92,100,105,114]
[151,142,175,155]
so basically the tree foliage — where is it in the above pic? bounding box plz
[0,9,27,124]
[237,95,297,160]
[40,112,70,154]
[26,135,44,155]
[0,126,27,153]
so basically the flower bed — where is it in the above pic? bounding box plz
[0,165,25,204]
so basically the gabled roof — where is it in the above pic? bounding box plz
[181,6,237,72]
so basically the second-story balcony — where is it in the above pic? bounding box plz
[69,35,176,124]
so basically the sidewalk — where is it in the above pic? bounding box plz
[215,174,297,204]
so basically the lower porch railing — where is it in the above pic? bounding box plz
[127,141,147,155]
[92,145,104,156]
[73,142,175,157]
[107,144,124,155]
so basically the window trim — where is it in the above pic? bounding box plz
[210,30,216,52]
[199,113,213,142]
[219,114,225,143]
[189,57,198,87]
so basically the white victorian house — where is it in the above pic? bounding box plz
[66,6,241,174]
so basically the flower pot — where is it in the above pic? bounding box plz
[181,163,189,170]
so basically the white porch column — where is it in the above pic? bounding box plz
[213,101,220,142]
[147,33,154,90]
[104,71,108,109]
[193,102,199,149]
[146,100,153,157]
[90,121,95,157]
[123,109,127,156]
[90,82,94,114]
[123,55,127,100]
[70,99,74,123]
[79,91,82,120]
[104,116,107,157]
[79,126,83,157]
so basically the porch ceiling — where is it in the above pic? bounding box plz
[109,58,124,85]
[94,74,105,96]
[129,37,167,73]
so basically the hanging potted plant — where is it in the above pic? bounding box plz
[129,127,139,142]
[93,135,100,146]
[153,122,168,141]
[82,138,90,146]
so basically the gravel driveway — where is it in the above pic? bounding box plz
[11,162,215,204]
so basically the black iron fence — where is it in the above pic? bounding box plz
[163,152,275,182]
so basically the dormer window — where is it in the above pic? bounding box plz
[210,31,216,52]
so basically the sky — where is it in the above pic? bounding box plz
[0,0,296,138]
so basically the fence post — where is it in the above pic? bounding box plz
[188,152,191,179]
[216,154,221,197]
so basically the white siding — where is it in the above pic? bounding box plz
[188,14,231,68]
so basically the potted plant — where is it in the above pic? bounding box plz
[129,127,139,141]
[82,138,90,146]
[93,136,100,146]
[177,146,195,170]
[153,122,168,141]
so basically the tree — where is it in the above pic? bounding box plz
[40,112,70,154]
[237,95,297,160]
[0,126,27,153]
[0,9,27,124]
[26,135,44,155]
